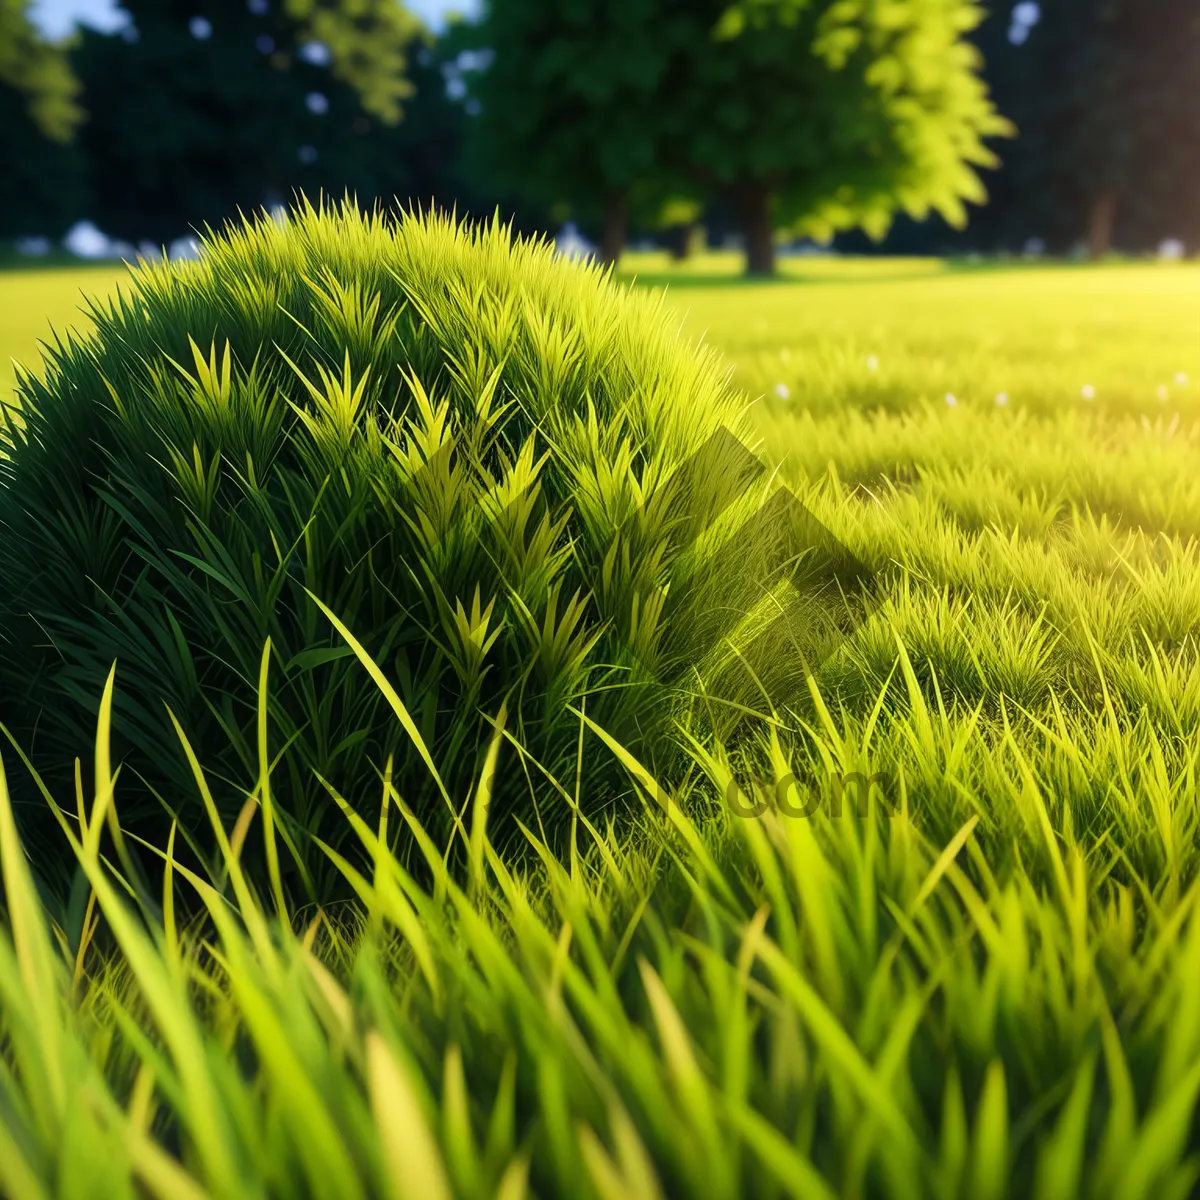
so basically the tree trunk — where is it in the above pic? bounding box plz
[600,190,628,267]
[1087,189,1117,259]
[666,222,703,261]
[666,223,689,261]
[735,184,775,277]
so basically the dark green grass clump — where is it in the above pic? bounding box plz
[0,200,765,871]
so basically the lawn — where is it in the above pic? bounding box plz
[3,248,1200,1198]
[0,263,126,397]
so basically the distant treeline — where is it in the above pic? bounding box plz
[1,0,1196,263]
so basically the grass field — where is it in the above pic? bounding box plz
[0,263,125,397]
[3,251,1200,1198]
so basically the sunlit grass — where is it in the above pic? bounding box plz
[618,252,1200,421]
[4,237,1200,1195]
[5,607,1200,1197]
[0,206,774,877]
[0,264,125,397]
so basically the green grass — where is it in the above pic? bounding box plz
[619,251,1200,416]
[3,247,1200,1198]
[0,263,125,397]
[0,208,783,884]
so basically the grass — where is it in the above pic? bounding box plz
[0,263,125,397]
[0,208,778,882]
[3,246,1200,1197]
[619,251,1199,417]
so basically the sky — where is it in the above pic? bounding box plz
[31,0,478,40]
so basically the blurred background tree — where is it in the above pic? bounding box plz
[467,0,1009,275]
[680,0,1011,275]
[0,0,86,239]
[458,0,704,265]
[0,0,83,139]
[69,0,421,243]
[840,0,1200,259]
[1,0,1198,265]
[1013,0,1200,258]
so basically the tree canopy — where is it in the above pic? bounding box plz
[0,0,83,142]
[60,0,422,242]
[6,0,1196,261]
[458,1,703,264]
[1011,0,1200,256]
[469,0,1010,272]
[283,0,422,126]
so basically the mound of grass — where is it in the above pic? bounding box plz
[0,201,788,884]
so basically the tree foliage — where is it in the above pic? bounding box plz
[0,0,83,141]
[469,0,1009,272]
[283,0,421,125]
[708,0,1011,234]
[460,1,704,264]
[1013,0,1200,255]
[839,0,1200,257]
[6,0,1195,260]
[62,0,422,242]
[0,3,541,244]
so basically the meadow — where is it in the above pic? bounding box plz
[0,262,125,397]
[2,243,1200,1198]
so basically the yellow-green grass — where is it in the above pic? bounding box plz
[7,253,1197,410]
[619,252,1200,418]
[638,253,1200,697]
[0,264,126,397]
[618,253,1200,882]
[6,251,1200,867]
[5,249,1200,1198]
[8,253,1196,414]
